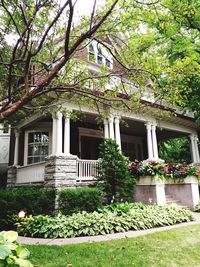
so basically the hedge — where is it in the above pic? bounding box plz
[0,187,103,230]
[0,187,56,230]
[58,187,103,215]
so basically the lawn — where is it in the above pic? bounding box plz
[27,224,200,267]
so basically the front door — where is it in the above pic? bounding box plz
[81,136,102,160]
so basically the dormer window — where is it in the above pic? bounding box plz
[97,47,103,65]
[89,44,95,62]
[88,41,113,69]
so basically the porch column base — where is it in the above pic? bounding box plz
[134,177,166,206]
[44,155,78,188]
[7,166,17,187]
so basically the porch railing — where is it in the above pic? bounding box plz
[16,162,45,184]
[77,159,100,181]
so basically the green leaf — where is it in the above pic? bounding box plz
[3,231,18,242]
[16,246,30,259]
[0,244,11,260]
[15,258,33,267]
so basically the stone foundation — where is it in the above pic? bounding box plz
[44,155,78,188]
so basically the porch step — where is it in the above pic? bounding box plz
[165,194,182,206]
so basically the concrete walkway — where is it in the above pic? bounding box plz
[17,212,200,246]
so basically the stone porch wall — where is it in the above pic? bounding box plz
[135,176,200,209]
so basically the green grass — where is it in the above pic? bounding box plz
[27,224,200,267]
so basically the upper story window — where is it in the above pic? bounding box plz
[105,58,111,68]
[27,131,49,164]
[88,41,113,69]
[97,47,103,65]
[89,44,95,62]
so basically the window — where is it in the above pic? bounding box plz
[27,131,49,164]
[89,44,95,62]
[105,58,111,68]
[97,47,103,64]
[88,42,113,68]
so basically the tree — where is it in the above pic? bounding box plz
[119,0,200,121]
[159,137,191,163]
[97,138,135,203]
[0,0,177,125]
[1,0,197,125]
[0,0,119,122]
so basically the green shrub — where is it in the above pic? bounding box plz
[17,203,193,238]
[97,138,136,203]
[0,231,33,267]
[58,187,102,215]
[0,187,56,231]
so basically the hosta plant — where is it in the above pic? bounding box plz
[0,231,33,267]
[17,204,193,239]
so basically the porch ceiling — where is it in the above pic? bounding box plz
[120,119,146,137]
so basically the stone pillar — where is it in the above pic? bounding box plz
[145,122,153,159]
[7,166,17,187]
[44,155,78,188]
[114,116,121,150]
[52,114,57,154]
[55,111,63,155]
[14,129,20,166]
[64,116,70,155]
[104,119,109,138]
[190,134,197,163]
[108,116,115,139]
[151,123,159,159]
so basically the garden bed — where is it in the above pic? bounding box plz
[17,203,193,238]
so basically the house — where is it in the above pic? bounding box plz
[6,39,200,208]
[0,123,10,187]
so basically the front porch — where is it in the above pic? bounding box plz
[7,109,200,207]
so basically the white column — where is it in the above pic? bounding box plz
[190,134,197,163]
[104,119,109,138]
[64,116,70,155]
[145,122,153,159]
[114,116,121,150]
[151,123,158,159]
[55,111,63,155]
[52,115,57,155]
[194,135,200,163]
[14,129,20,165]
[108,116,115,139]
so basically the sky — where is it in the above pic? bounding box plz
[4,0,106,45]
[72,0,105,20]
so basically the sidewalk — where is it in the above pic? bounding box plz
[17,212,200,246]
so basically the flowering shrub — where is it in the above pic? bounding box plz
[130,160,165,179]
[130,160,200,180]
[164,163,199,179]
